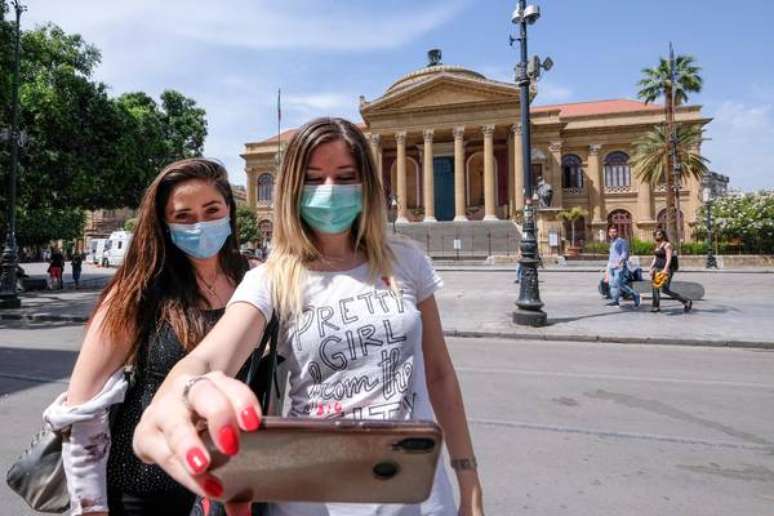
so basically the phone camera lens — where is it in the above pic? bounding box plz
[396,438,436,453]
[373,461,400,480]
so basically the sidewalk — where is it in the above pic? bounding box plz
[2,270,772,349]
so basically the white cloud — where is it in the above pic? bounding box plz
[284,93,355,112]
[536,80,573,104]
[703,100,774,191]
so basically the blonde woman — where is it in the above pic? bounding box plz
[133,118,484,516]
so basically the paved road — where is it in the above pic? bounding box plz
[1,322,772,515]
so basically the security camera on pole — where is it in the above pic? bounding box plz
[510,0,551,326]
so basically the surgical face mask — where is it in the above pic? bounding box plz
[299,184,363,234]
[168,216,232,259]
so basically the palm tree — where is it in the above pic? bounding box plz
[558,206,588,248]
[637,52,703,244]
[631,125,709,234]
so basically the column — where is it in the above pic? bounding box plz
[453,126,467,221]
[549,141,563,209]
[369,134,383,185]
[422,129,436,222]
[482,124,497,221]
[636,174,654,222]
[512,123,524,212]
[246,169,256,210]
[588,144,604,223]
[395,131,408,223]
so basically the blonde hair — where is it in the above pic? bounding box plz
[265,117,395,317]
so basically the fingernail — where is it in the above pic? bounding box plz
[240,406,261,431]
[203,476,223,498]
[186,447,208,474]
[219,425,239,455]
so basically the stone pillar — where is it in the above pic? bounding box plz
[246,169,256,210]
[395,131,408,223]
[453,126,467,221]
[549,141,563,209]
[512,123,524,213]
[482,124,497,221]
[587,144,607,241]
[369,133,383,185]
[636,175,654,221]
[422,129,436,222]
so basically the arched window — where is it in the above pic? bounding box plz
[258,219,273,243]
[604,151,631,189]
[562,154,583,189]
[257,173,273,203]
[607,209,633,239]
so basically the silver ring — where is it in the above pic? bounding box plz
[182,376,209,411]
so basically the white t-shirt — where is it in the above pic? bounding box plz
[228,238,456,516]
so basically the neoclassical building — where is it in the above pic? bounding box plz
[242,56,711,253]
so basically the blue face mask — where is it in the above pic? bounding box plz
[168,216,232,259]
[300,184,363,234]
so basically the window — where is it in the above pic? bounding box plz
[607,209,633,239]
[604,151,631,188]
[257,174,273,203]
[562,154,583,189]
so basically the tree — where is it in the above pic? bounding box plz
[637,52,703,245]
[236,205,260,247]
[0,15,208,243]
[123,217,138,232]
[630,124,709,190]
[695,192,774,254]
[557,207,588,247]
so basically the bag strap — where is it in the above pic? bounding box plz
[245,312,280,413]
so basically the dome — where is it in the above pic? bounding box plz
[386,64,487,94]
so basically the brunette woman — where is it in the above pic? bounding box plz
[650,229,692,313]
[133,118,484,515]
[46,159,252,515]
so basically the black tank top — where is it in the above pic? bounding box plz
[106,309,224,497]
[654,245,668,270]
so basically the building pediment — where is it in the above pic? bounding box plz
[361,73,520,116]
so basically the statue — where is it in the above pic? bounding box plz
[536,178,553,208]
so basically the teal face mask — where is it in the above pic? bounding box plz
[168,216,232,259]
[300,184,363,234]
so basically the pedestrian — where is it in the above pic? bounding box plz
[514,250,523,283]
[649,229,692,313]
[48,247,65,290]
[70,252,83,289]
[42,158,254,515]
[133,117,484,516]
[605,226,640,307]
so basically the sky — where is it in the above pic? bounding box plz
[20,0,774,191]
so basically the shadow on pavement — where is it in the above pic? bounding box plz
[0,347,76,396]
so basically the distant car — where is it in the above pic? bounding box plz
[105,231,132,267]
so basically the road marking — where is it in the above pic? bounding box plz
[456,367,774,390]
[469,418,774,452]
[0,372,68,385]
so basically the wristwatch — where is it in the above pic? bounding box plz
[450,457,478,471]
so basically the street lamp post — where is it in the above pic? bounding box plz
[702,186,718,269]
[511,0,549,326]
[0,0,26,309]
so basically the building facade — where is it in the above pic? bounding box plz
[242,59,711,252]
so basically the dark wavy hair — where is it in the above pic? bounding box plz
[93,158,247,362]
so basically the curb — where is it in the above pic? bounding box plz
[3,313,772,350]
[434,266,774,274]
[442,329,774,350]
[0,312,88,324]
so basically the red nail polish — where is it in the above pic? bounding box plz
[203,477,223,498]
[186,448,208,474]
[219,425,239,455]
[240,407,261,431]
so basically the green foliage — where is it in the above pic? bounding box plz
[630,124,709,185]
[583,241,608,255]
[679,241,709,255]
[236,205,261,246]
[0,16,207,242]
[16,206,85,246]
[123,217,138,232]
[630,238,655,256]
[695,192,774,254]
[637,54,703,106]
[558,207,588,246]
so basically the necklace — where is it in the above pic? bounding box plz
[196,270,225,307]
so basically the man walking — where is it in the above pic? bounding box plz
[605,226,640,308]
[70,252,82,289]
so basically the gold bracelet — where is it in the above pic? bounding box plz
[450,457,478,471]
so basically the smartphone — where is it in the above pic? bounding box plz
[205,417,443,504]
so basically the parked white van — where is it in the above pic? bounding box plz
[89,238,110,265]
[106,231,132,267]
